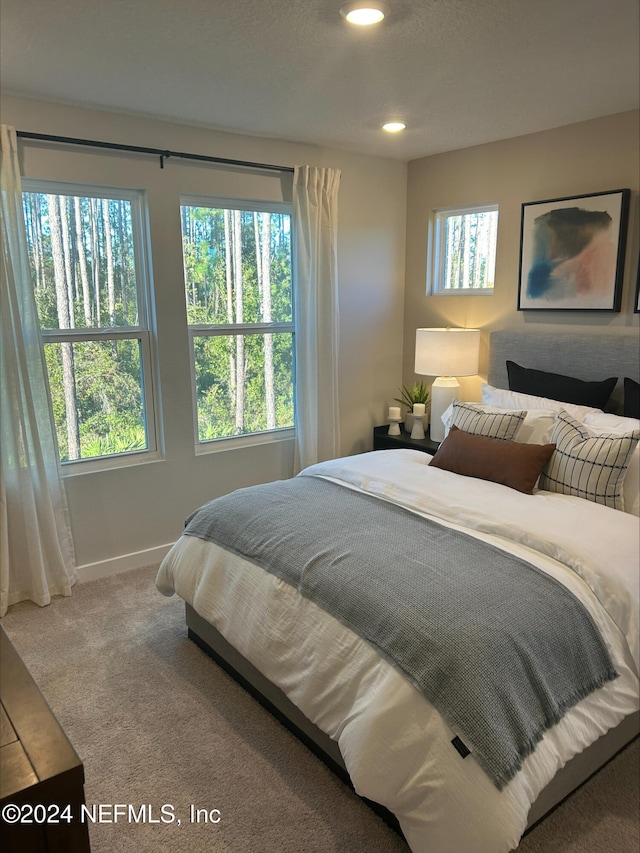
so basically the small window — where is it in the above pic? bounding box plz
[180,198,294,445]
[429,204,498,293]
[21,181,158,467]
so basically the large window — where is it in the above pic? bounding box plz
[180,198,294,444]
[21,181,157,466]
[429,204,498,293]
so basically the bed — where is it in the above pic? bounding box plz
[156,329,640,853]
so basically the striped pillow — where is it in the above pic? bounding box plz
[539,411,640,510]
[450,401,525,441]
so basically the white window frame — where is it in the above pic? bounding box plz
[428,202,498,295]
[180,195,295,452]
[21,179,160,474]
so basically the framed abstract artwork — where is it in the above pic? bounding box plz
[518,189,630,311]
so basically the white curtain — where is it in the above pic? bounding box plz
[292,166,341,472]
[0,124,76,617]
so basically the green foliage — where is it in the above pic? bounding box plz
[193,332,294,440]
[182,207,292,326]
[81,426,146,460]
[394,381,430,410]
[23,190,295,460]
[45,340,146,462]
[182,205,294,441]
[24,193,139,331]
[442,209,497,290]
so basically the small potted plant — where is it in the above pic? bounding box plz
[394,381,430,433]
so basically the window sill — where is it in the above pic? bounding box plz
[61,449,164,477]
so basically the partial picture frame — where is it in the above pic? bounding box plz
[518,189,630,312]
[635,261,640,313]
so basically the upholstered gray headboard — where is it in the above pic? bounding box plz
[488,330,639,415]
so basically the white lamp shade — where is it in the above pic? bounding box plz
[414,328,480,378]
[415,328,480,441]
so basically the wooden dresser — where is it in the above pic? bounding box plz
[0,626,91,852]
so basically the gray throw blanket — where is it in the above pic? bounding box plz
[184,476,617,789]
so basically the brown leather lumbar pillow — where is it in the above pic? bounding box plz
[429,426,556,494]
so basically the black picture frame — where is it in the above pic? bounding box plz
[518,189,630,312]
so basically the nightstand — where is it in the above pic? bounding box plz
[373,424,440,456]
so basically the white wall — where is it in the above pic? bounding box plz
[3,96,407,575]
[404,111,640,402]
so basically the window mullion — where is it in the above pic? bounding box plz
[188,322,294,337]
[42,327,147,343]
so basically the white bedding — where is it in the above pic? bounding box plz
[156,449,639,853]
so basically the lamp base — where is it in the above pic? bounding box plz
[429,377,460,442]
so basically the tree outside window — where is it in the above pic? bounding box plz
[180,199,294,443]
[22,182,157,465]
[430,204,499,294]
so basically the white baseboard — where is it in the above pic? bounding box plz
[76,543,175,583]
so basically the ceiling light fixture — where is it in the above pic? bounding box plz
[382,121,406,132]
[340,1,389,26]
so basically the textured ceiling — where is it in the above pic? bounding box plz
[1,0,638,161]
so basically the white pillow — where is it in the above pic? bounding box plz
[513,410,557,445]
[442,400,556,445]
[482,383,601,422]
[583,412,640,517]
[583,412,640,432]
[443,401,525,441]
[539,411,640,512]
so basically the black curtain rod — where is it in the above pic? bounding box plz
[16,130,295,174]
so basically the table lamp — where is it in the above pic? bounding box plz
[414,328,481,442]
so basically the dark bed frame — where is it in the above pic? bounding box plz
[186,328,640,835]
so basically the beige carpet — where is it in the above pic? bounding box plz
[2,565,638,853]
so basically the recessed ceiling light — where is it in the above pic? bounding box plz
[382,122,406,133]
[340,2,389,26]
